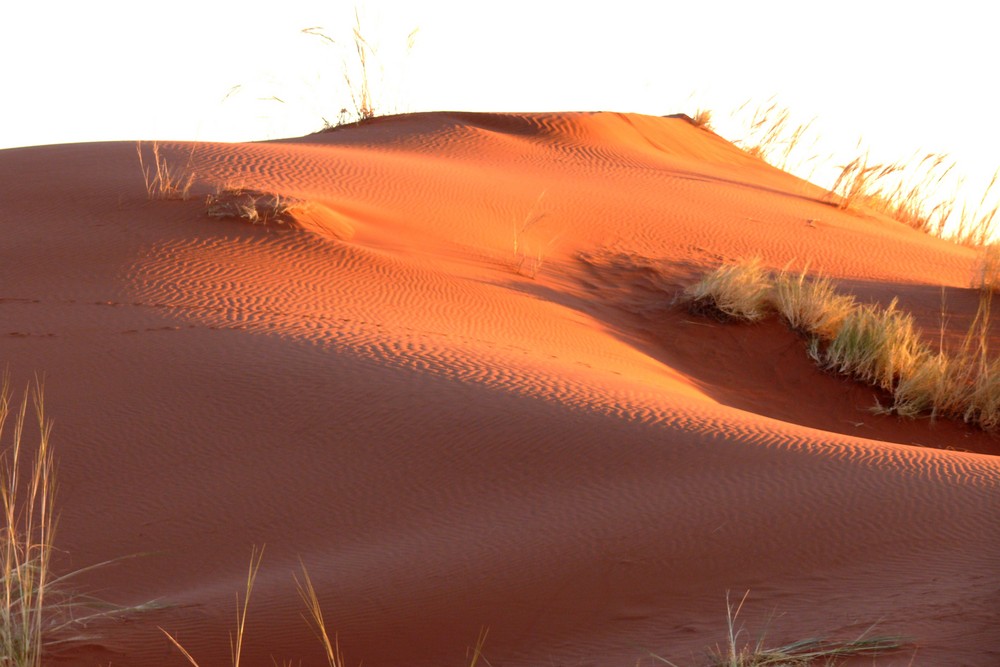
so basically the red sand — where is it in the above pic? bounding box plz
[1,111,997,666]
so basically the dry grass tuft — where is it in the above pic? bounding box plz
[304,9,417,128]
[972,242,1000,292]
[691,109,713,130]
[816,298,929,393]
[511,191,561,279]
[686,261,1000,431]
[136,142,195,200]
[205,188,305,227]
[649,592,905,667]
[0,373,154,667]
[161,546,264,667]
[295,562,344,667]
[828,149,1000,246]
[951,168,1000,246]
[733,100,816,172]
[682,258,773,322]
[772,268,856,338]
[0,374,54,667]
[828,151,958,235]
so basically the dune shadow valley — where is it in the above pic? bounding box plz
[1,111,998,666]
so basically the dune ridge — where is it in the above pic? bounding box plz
[0,111,997,666]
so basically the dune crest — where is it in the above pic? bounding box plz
[0,111,997,666]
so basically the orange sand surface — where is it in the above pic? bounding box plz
[1,111,998,666]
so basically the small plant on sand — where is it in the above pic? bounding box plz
[0,373,152,666]
[205,188,304,227]
[952,168,1000,246]
[690,109,713,131]
[304,8,418,127]
[163,549,348,667]
[512,191,560,279]
[683,258,772,322]
[771,268,856,339]
[0,374,54,667]
[649,592,905,667]
[732,99,817,172]
[161,547,265,667]
[972,242,1000,292]
[136,141,195,200]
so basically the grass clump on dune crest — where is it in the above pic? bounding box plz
[826,149,1000,246]
[685,260,1000,431]
[136,141,195,201]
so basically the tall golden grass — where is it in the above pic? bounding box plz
[0,374,53,667]
[685,261,1000,431]
[0,374,153,666]
[683,258,773,322]
[303,9,418,128]
[712,100,1000,246]
[136,142,195,201]
[731,99,817,173]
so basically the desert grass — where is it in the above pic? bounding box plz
[826,148,1000,246]
[732,99,817,173]
[295,562,344,667]
[683,258,773,322]
[686,260,1000,431]
[205,188,304,227]
[0,374,53,667]
[304,9,417,127]
[302,10,374,124]
[771,268,856,338]
[648,592,905,667]
[161,546,264,667]
[951,168,1000,246]
[690,109,713,130]
[972,241,1000,292]
[0,374,155,666]
[163,549,356,667]
[136,141,195,200]
[889,289,1000,429]
[817,298,929,393]
[828,150,958,235]
[511,191,561,279]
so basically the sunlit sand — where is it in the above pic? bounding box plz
[0,111,997,666]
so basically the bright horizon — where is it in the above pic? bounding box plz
[5,0,999,225]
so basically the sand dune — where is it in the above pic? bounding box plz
[0,111,997,666]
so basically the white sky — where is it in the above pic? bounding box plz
[3,1,999,201]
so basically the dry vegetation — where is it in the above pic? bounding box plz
[512,190,561,279]
[684,260,1000,431]
[731,99,817,173]
[715,101,1000,247]
[304,9,418,128]
[649,592,904,667]
[137,142,195,200]
[0,374,154,667]
[205,187,305,227]
[828,151,1000,246]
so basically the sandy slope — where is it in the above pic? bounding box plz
[0,111,997,666]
